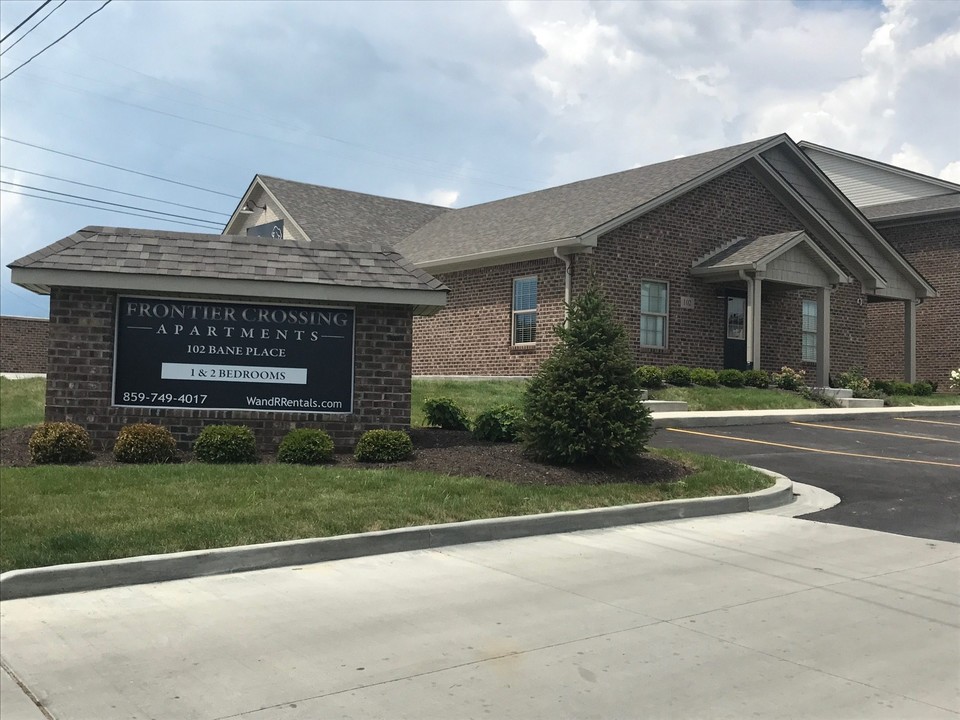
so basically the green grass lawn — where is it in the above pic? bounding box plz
[412,378,527,426]
[648,385,819,411]
[884,393,960,406]
[0,377,45,430]
[0,449,768,572]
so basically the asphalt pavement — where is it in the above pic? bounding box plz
[651,413,960,542]
[2,513,958,719]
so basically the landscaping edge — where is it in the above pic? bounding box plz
[0,468,792,601]
[651,404,960,428]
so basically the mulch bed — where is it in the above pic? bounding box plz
[0,426,691,486]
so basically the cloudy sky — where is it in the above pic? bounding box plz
[1,0,957,317]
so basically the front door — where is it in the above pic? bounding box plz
[723,290,748,370]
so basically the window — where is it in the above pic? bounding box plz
[802,299,817,362]
[640,280,668,348]
[512,276,537,344]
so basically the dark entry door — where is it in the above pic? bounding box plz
[723,289,748,370]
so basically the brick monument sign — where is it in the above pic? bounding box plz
[8,226,447,450]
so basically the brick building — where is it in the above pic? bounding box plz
[222,134,945,386]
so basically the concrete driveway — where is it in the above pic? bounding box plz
[2,513,958,719]
[652,414,960,542]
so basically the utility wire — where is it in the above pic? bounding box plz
[0,165,231,215]
[0,137,237,197]
[0,0,112,82]
[1,189,224,230]
[1,0,66,57]
[0,181,226,224]
[0,0,51,44]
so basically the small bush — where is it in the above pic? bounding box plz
[277,428,335,464]
[872,379,895,395]
[718,369,745,387]
[952,369,960,391]
[888,381,915,396]
[422,397,470,431]
[113,423,176,464]
[473,405,524,442]
[635,365,664,389]
[28,422,91,465]
[690,368,719,387]
[912,381,934,397]
[354,429,413,462]
[743,369,770,389]
[837,367,872,396]
[663,365,692,387]
[772,366,806,391]
[193,425,258,464]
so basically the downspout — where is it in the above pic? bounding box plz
[738,270,753,368]
[554,247,572,327]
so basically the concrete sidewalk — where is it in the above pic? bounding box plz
[2,513,957,720]
[650,403,960,428]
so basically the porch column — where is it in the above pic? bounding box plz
[904,300,916,383]
[816,286,831,387]
[750,276,762,370]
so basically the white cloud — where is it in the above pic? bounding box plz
[940,161,960,184]
[418,189,460,208]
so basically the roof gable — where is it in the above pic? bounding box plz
[223,175,449,247]
[798,141,960,208]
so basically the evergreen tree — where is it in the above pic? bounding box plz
[523,282,652,466]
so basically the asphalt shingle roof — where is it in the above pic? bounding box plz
[259,175,449,246]
[861,194,960,221]
[394,135,782,264]
[9,227,447,293]
[695,231,804,269]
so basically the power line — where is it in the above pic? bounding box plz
[0,0,51,44]
[0,181,226,224]
[0,136,237,197]
[1,0,66,57]
[0,0,112,82]
[0,165,231,215]
[1,284,49,313]
[1,189,224,230]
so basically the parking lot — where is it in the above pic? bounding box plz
[651,414,960,542]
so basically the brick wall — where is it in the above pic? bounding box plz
[412,164,867,377]
[413,257,567,375]
[0,316,49,373]
[866,217,960,387]
[45,287,412,451]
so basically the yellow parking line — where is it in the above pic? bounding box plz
[895,417,960,428]
[666,428,960,468]
[789,421,960,444]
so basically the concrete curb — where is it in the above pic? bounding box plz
[0,469,793,601]
[652,404,960,429]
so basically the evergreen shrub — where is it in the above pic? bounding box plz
[277,428,335,464]
[690,368,719,387]
[28,422,91,465]
[663,365,692,386]
[193,425,258,464]
[473,405,524,442]
[743,369,770,389]
[636,365,664,389]
[354,429,413,462]
[912,381,934,396]
[423,397,470,431]
[113,423,177,464]
[717,369,745,387]
[523,283,652,466]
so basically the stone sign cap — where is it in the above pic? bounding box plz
[9,226,448,314]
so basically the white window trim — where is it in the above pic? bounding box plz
[512,275,538,346]
[640,279,669,349]
[801,299,817,362]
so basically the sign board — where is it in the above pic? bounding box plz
[113,297,354,413]
[246,220,283,238]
